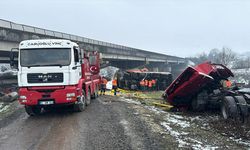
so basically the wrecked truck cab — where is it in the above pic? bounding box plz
[165,62,233,107]
[164,62,235,108]
[165,61,250,122]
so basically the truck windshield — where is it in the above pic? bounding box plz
[20,48,71,67]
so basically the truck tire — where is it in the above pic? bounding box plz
[25,106,42,116]
[74,90,86,112]
[221,96,238,120]
[86,89,91,106]
[234,96,248,122]
[191,91,207,111]
[91,86,98,99]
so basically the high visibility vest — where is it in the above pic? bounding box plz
[102,79,108,85]
[226,80,232,88]
[140,80,145,86]
[112,80,117,86]
[152,79,156,84]
[148,81,152,87]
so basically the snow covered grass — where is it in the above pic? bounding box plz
[161,121,219,149]
[119,96,250,149]
[232,68,250,85]
[0,102,10,113]
[119,98,141,105]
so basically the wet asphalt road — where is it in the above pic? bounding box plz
[0,96,166,150]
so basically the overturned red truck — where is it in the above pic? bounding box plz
[164,62,250,122]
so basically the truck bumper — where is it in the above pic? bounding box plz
[18,85,80,106]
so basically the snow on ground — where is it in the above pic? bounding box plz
[119,97,141,105]
[119,96,250,149]
[232,68,250,86]
[0,64,11,73]
[0,102,10,113]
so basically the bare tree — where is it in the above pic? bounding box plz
[218,47,237,66]
[188,47,237,67]
[208,48,220,63]
[188,52,208,65]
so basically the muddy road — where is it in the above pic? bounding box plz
[0,95,250,150]
[0,96,167,150]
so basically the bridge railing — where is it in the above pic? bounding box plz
[0,19,185,63]
[0,19,128,50]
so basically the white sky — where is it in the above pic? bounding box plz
[1,0,250,57]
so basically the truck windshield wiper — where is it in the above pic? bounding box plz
[26,64,63,68]
[43,64,63,67]
[27,64,43,68]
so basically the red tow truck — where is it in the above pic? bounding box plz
[164,62,250,122]
[10,39,101,115]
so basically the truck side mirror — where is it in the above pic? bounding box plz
[10,48,18,69]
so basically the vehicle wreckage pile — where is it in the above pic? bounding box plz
[163,62,250,122]
[117,69,172,91]
[0,70,18,103]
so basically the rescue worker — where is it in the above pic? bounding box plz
[148,80,153,91]
[226,80,232,88]
[221,80,232,88]
[144,79,148,91]
[100,77,108,95]
[152,79,156,91]
[112,78,118,95]
[139,80,145,91]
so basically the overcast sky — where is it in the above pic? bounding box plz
[1,0,250,57]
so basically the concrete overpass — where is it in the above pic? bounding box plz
[0,19,186,72]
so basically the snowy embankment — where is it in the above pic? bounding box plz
[231,68,250,86]
[119,96,250,149]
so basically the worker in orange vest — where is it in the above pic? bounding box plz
[100,77,108,95]
[144,79,148,91]
[148,80,153,91]
[151,79,156,91]
[226,80,232,88]
[139,80,145,91]
[112,78,118,95]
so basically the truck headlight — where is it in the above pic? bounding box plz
[67,93,75,98]
[19,95,27,99]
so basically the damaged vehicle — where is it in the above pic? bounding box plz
[164,62,250,122]
[117,68,172,91]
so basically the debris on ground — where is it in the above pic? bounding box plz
[0,92,18,102]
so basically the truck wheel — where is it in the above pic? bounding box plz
[86,89,91,106]
[25,106,42,116]
[234,96,248,123]
[191,91,207,111]
[91,87,97,99]
[74,90,86,112]
[221,96,238,120]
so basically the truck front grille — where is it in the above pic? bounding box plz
[27,73,63,83]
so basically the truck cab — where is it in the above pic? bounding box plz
[13,39,100,115]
